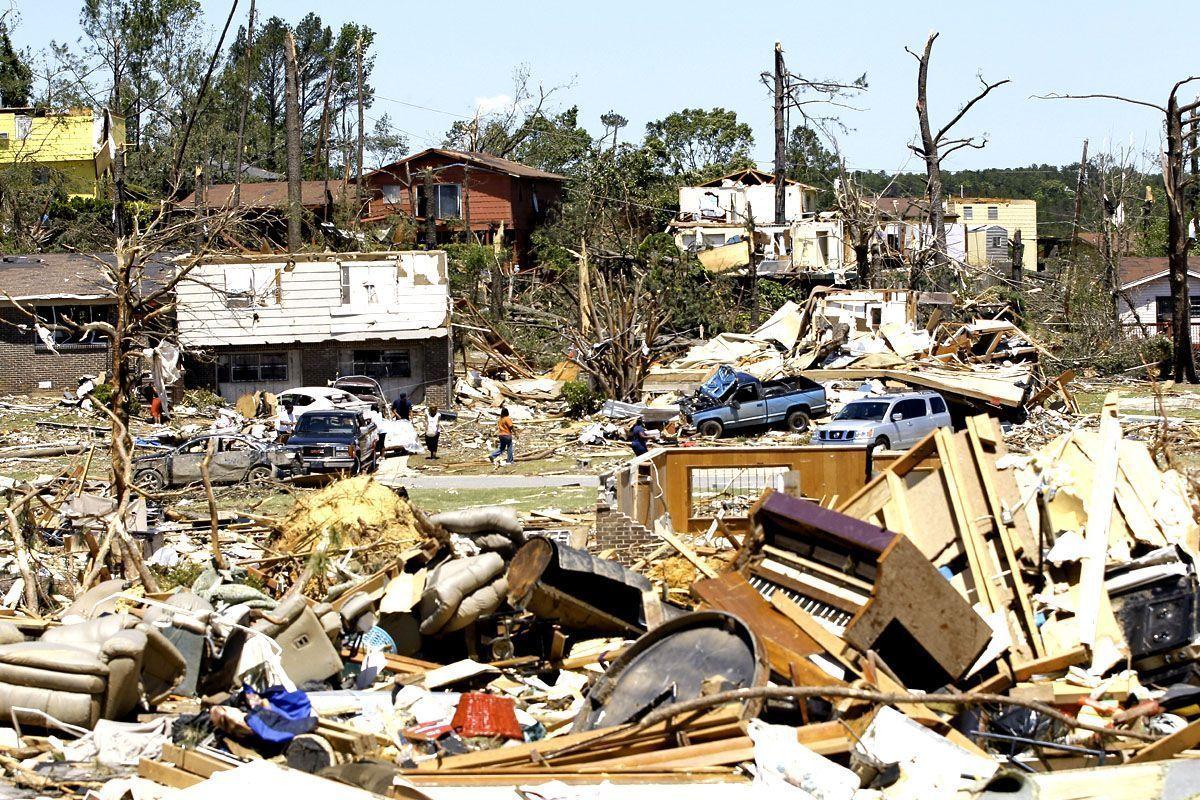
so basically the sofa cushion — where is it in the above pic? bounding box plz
[60,579,128,623]
[0,621,26,645]
[0,682,102,729]
[0,642,110,676]
[42,615,132,647]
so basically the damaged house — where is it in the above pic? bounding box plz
[360,148,566,266]
[0,253,168,393]
[176,251,452,405]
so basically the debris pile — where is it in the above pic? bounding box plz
[6,386,1200,799]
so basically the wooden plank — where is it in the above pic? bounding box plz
[692,572,842,687]
[1078,393,1121,657]
[770,593,861,676]
[138,758,205,788]
[1130,717,1200,763]
[418,708,741,771]
[654,518,718,579]
[967,415,1044,658]
[972,646,1088,694]
[161,744,235,778]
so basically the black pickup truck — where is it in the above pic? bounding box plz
[286,410,380,474]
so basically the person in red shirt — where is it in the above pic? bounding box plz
[149,393,164,425]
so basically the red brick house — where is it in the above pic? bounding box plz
[361,148,566,266]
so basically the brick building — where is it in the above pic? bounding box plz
[361,148,565,267]
[0,253,148,394]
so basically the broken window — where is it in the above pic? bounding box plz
[216,352,288,383]
[32,304,112,348]
[380,184,405,204]
[14,115,31,140]
[224,267,277,309]
[351,349,411,379]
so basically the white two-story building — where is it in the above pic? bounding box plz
[176,251,452,405]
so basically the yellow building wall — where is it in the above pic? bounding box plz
[948,198,1038,271]
[0,110,124,198]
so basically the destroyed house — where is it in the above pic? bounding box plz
[361,148,566,265]
[176,251,452,405]
[0,253,167,393]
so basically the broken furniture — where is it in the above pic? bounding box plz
[746,488,991,689]
[507,538,662,635]
[571,610,767,732]
[0,613,186,729]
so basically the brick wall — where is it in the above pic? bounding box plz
[591,498,659,566]
[421,336,450,407]
[0,306,112,393]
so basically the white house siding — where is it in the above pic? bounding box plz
[177,252,450,401]
[1119,271,1200,330]
[177,252,449,347]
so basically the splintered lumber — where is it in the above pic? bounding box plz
[691,572,841,687]
[653,518,718,579]
[416,708,742,771]
[161,745,236,778]
[1129,717,1200,763]
[1078,393,1121,658]
[972,646,1089,694]
[404,771,747,786]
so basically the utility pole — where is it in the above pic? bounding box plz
[355,34,365,220]
[773,42,786,225]
[1064,138,1088,317]
[283,29,302,252]
[1010,229,1024,315]
[232,0,254,208]
[1069,138,1089,248]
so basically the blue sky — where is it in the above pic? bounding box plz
[8,0,1194,173]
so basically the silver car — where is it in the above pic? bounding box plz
[814,391,952,450]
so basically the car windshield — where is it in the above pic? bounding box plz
[295,415,356,435]
[835,401,890,422]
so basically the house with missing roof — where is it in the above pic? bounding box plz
[0,253,132,392]
[360,148,566,266]
[175,251,452,406]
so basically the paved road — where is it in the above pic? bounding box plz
[375,457,599,489]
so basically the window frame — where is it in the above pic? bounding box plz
[987,206,999,220]
[32,304,113,350]
[216,352,290,384]
[351,348,412,380]
[962,206,973,220]
[929,396,947,415]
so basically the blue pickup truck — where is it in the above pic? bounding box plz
[683,366,828,438]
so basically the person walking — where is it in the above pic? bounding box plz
[488,406,515,466]
[392,392,411,420]
[424,405,442,459]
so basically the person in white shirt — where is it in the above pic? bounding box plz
[275,398,297,442]
[424,405,441,459]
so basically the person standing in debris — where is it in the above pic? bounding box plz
[628,416,651,456]
[392,392,412,420]
[424,405,441,459]
[489,407,515,466]
[275,398,298,442]
[149,392,164,425]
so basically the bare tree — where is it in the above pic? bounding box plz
[4,203,249,590]
[1040,78,1200,382]
[906,31,1009,289]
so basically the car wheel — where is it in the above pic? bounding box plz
[698,419,724,438]
[873,436,890,451]
[786,409,811,433]
[351,457,362,476]
[247,465,272,486]
[134,469,165,491]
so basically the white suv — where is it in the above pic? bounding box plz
[814,391,952,450]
